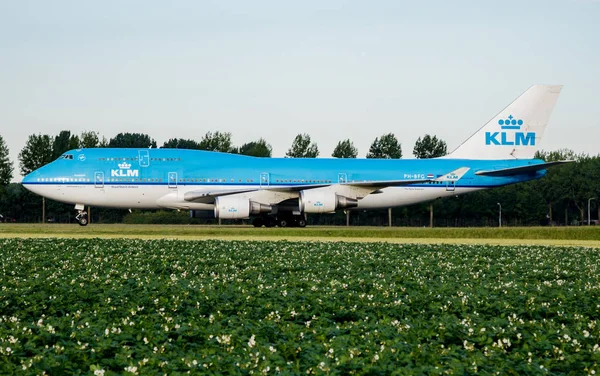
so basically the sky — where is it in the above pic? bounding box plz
[1,0,599,180]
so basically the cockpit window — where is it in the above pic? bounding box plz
[60,154,74,160]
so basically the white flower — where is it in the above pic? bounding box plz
[94,369,105,376]
[217,335,231,345]
[125,366,138,374]
[248,335,256,348]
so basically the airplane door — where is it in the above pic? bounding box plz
[139,150,150,167]
[446,181,456,192]
[338,173,347,184]
[168,172,177,189]
[260,172,269,188]
[94,172,104,188]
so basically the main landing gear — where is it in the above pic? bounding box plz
[252,214,306,228]
[74,204,88,226]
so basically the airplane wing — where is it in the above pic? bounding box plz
[183,183,332,203]
[475,161,571,177]
[341,167,471,188]
[184,188,263,202]
[183,167,470,204]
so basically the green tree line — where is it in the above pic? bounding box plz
[0,130,598,226]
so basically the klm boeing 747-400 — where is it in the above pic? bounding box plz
[22,85,566,227]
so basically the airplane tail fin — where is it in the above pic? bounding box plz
[446,85,562,160]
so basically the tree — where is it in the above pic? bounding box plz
[332,139,358,158]
[238,138,272,157]
[52,131,80,159]
[535,148,577,162]
[413,134,447,159]
[162,138,202,150]
[366,133,402,159]
[198,132,235,153]
[108,133,157,148]
[80,131,106,148]
[567,154,596,224]
[0,135,13,185]
[534,148,578,223]
[19,134,54,176]
[286,134,319,158]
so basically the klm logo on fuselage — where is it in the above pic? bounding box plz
[485,115,535,146]
[111,162,139,177]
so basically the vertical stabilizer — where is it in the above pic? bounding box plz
[447,85,562,160]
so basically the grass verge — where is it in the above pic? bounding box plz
[1,223,600,243]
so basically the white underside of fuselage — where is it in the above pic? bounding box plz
[24,183,483,212]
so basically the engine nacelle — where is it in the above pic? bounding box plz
[299,190,358,214]
[214,196,272,219]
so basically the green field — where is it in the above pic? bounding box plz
[2,238,600,374]
[2,224,600,247]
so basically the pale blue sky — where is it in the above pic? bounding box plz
[1,0,599,178]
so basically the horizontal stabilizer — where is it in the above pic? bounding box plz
[475,161,571,177]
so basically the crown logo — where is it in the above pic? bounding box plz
[118,162,131,169]
[498,115,523,129]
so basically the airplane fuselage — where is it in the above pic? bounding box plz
[22,148,545,212]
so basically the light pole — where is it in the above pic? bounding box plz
[588,197,596,226]
[497,202,502,228]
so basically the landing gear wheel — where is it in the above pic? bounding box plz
[253,218,263,228]
[75,210,88,226]
[78,214,88,227]
[297,219,306,228]
[279,219,288,228]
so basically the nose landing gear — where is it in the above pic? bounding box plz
[74,204,89,226]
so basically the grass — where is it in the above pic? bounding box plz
[2,223,600,246]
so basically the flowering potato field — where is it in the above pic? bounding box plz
[1,239,600,374]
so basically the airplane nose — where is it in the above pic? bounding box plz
[22,172,33,184]
[21,170,41,193]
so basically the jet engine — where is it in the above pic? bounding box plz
[299,190,358,214]
[214,196,272,219]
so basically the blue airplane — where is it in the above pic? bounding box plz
[22,85,566,227]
